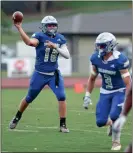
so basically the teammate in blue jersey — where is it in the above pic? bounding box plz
[83,32,131,150]
[9,16,70,133]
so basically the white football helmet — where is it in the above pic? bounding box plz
[95,32,117,57]
[41,16,58,36]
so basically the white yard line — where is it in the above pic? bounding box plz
[2,123,131,136]
[25,125,132,136]
[8,129,39,133]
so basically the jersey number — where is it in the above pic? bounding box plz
[44,48,58,62]
[103,74,113,89]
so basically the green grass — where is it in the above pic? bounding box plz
[2,88,131,152]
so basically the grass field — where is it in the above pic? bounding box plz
[2,88,131,152]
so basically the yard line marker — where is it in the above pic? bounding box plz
[2,124,131,136]
[25,125,131,136]
[8,129,39,133]
[2,123,131,131]
[27,125,58,129]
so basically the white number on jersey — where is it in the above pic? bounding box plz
[44,48,58,62]
[103,74,113,89]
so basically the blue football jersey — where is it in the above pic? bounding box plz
[90,50,130,90]
[31,32,66,73]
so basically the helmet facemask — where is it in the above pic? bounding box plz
[95,41,114,57]
[42,23,58,36]
[95,32,118,58]
[41,16,58,36]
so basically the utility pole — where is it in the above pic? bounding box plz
[40,1,47,15]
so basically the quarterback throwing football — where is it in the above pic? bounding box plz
[9,15,70,133]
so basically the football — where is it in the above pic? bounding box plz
[12,11,23,23]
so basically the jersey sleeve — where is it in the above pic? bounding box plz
[90,53,97,66]
[31,32,40,41]
[117,54,130,70]
[59,34,67,45]
[90,53,98,74]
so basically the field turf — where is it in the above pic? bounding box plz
[2,88,131,152]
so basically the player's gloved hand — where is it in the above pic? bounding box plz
[45,40,57,49]
[112,115,127,133]
[83,92,92,109]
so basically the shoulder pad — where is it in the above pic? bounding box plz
[31,32,41,40]
[90,52,98,64]
[117,53,129,70]
[57,33,66,44]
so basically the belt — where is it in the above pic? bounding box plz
[36,70,54,76]
[36,70,59,87]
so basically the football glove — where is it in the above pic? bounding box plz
[113,115,126,133]
[83,96,92,109]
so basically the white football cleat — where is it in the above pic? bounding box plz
[111,141,121,151]
[60,125,69,133]
[9,117,20,129]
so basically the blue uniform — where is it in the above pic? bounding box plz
[90,50,129,127]
[25,32,67,103]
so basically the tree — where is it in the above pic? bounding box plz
[1,10,11,33]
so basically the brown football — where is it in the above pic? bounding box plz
[12,11,23,22]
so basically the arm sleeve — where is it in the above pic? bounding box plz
[56,44,70,59]
[117,55,130,70]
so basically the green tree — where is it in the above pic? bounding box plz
[1,10,11,33]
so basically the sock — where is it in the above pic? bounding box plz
[112,130,121,143]
[15,110,22,120]
[60,117,66,127]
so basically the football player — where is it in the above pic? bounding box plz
[113,87,132,153]
[83,32,131,150]
[9,16,70,133]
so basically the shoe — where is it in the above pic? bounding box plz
[60,125,69,133]
[111,141,121,151]
[107,125,112,136]
[9,117,20,129]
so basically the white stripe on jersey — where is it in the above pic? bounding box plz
[100,87,125,94]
